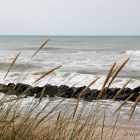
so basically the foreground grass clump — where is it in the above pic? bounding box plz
[0,38,139,140]
[0,95,134,140]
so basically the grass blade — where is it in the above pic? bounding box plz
[4,52,20,79]
[73,77,100,120]
[113,79,131,99]
[33,65,62,84]
[129,95,140,121]
[78,77,100,99]
[31,38,51,59]
[113,93,134,115]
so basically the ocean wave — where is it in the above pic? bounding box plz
[42,47,61,51]
[0,62,37,71]
[71,51,97,54]
[125,50,140,56]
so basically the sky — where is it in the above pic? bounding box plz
[0,0,140,35]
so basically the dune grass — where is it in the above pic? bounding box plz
[0,38,139,140]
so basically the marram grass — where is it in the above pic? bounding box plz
[0,38,139,140]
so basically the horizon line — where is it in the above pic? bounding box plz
[0,35,140,37]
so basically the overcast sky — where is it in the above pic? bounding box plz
[0,0,140,35]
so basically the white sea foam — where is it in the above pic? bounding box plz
[0,70,139,89]
[126,50,140,56]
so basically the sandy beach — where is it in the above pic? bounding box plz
[10,116,140,140]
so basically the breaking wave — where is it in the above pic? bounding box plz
[125,50,140,56]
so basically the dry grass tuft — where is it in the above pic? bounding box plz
[98,62,116,99]
[107,58,130,88]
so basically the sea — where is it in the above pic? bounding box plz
[0,35,140,128]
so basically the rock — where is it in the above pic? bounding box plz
[34,85,61,98]
[83,89,106,101]
[13,83,30,96]
[59,88,74,98]
[33,87,44,98]
[101,88,112,99]
[110,88,133,101]
[128,86,140,101]
[72,86,86,98]
[133,86,140,93]
[57,85,69,97]
[129,92,139,102]
[5,83,16,95]
[89,89,100,100]
[25,86,42,97]
[124,88,133,94]
[0,83,7,93]
[44,84,58,97]
[108,88,120,99]
[82,88,93,101]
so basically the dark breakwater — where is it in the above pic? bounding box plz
[0,83,140,102]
